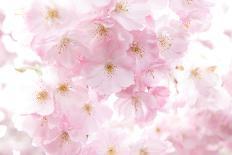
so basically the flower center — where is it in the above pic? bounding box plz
[155,127,161,133]
[140,148,148,155]
[176,65,184,71]
[96,24,108,37]
[58,37,71,54]
[207,66,217,72]
[46,8,59,20]
[115,2,128,13]
[158,34,172,51]
[107,147,116,155]
[36,90,49,103]
[191,68,201,79]
[83,104,92,115]
[60,131,70,142]
[105,63,116,75]
[58,83,69,94]
[130,41,143,57]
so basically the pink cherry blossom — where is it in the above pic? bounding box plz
[31,28,88,69]
[54,81,112,132]
[115,86,162,123]
[85,129,129,155]
[13,77,55,116]
[129,136,169,155]
[179,9,212,33]
[81,39,134,94]
[17,114,60,145]
[26,0,78,34]
[42,118,83,155]
[138,58,169,88]
[78,18,132,48]
[108,0,150,31]
[149,86,169,108]
[127,29,159,72]
[156,21,189,63]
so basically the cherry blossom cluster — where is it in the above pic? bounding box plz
[0,0,232,155]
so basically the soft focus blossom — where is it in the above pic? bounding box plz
[1,0,232,155]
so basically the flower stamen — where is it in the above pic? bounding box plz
[96,24,108,37]
[130,41,143,57]
[83,104,92,115]
[105,63,116,75]
[155,127,161,133]
[207,66,217,72]
[57,83,69,94]
[140,148,148,155]
[46,8,59,21]
[107,147,116,155]
[60,131,70,143]
[115,2,128,13]
[36,90,49,103]
[191,68,201,79]
[158,34,172,51]
[58,37,71,54]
